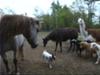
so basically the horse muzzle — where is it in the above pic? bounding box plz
[31,44,38,48]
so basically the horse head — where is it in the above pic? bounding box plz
[43,38,48,47]
[23,17,40,48]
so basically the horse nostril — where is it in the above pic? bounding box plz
[32,44,38,48]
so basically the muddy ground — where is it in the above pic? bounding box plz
[0,32,100,75]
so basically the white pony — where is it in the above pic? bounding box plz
[78,18,88,40]
[78,18,95,42]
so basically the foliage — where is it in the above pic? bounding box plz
[40,1,78,30]
[39,0,100,30]
[0,8,15,15]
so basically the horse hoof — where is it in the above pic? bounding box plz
[95,61,99,65]
[49,65,53,69]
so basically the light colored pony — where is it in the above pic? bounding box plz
[78,18,95,42]
[78,18,88,40]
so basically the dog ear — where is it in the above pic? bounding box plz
[93,44,99,51]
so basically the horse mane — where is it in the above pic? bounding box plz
[0,14,37,29]
[0,14,38,42]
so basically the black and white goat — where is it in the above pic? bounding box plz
[42,50,56,69]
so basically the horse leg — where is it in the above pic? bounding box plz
[1,54,10,73]
[67,40,72,52]
[78,48,82,57]
[0,38,10,73]
[71,40,76,52]
[74,42,78,52]
[95,55,100,64]
[72,42,75,52]
[19,45,24,61]
[59,42,62,52]
[76,44,81,56]
[55,42,58,52]
[76,45,80,56]
[20,46,24,60]
[13,50,18,74]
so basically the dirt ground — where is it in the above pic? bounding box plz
[0,32,100,75]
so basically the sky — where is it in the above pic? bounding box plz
[0,0,75,17]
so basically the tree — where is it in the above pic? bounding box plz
[0,8,15,15]
[84,0,95,25]
[51,1,61,28]
[38,0,100,31]
[0,8,4,15]
[83,0,100,26]
[71,0,100,27]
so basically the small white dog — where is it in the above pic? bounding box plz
[90,42,100,64]
[42,50,56,69]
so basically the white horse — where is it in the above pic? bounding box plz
[78,18,88,40]
[78,18,95,42]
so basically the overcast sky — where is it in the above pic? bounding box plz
[0,0,100,17]
[0,0,75,17]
